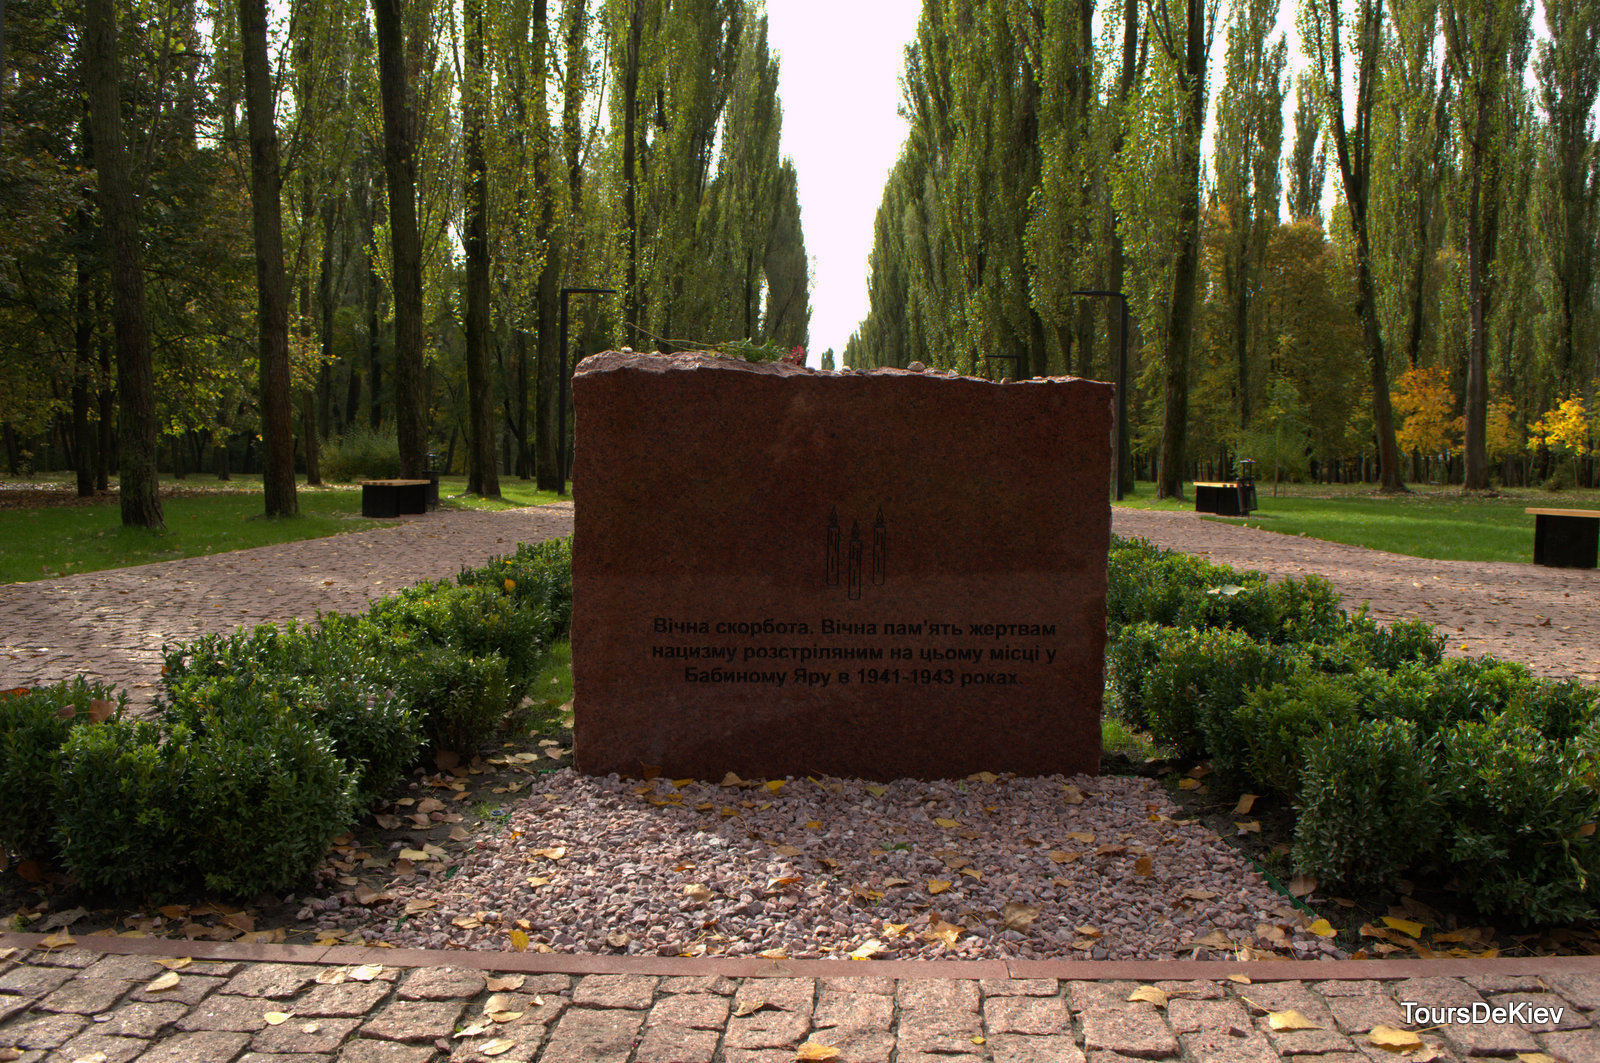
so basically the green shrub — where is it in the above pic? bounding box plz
[163,623,422,807]
[1142,627,1291,761]
[0,679,126,861]
[1432,717,1600,924]
[1267,574,1346,644]
[457,536,574,640]
[183,696,357,897]
[1107,538,1253,633]
[1293,718,1438,891]
[1106,622,1170,730]
[1360,618,1445,671]
[1513,678,1600,743]
[53,719,192,898]
[1230,670,1361,796]
[396,647,511,756]
[319,424,402,482]
[1413,656,1534,736]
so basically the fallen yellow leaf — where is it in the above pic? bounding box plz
[758,948,789,959]
[487,975,525,992]
[1234,793,1258,814]
[38,932,76,950]
[263,1011,292,1026]
[1128,985,1169,1007]
[454,1022,491,1039]
[1517,1053,1558,1063]
[927,880,951,894]
[529,846,567,860]
[509,929,530,952]
[1179,777,1201,790]
[145,972,181,992]
[1228,974,1252,985]
[1268,1010,1322,1031]
[1381,916,1425,939]
[849,940,884,960]
[765,780,787,793]
[934,817,962,828]
[734,999,769,1017]
[685,884,714,902]
[1368,1026,1424,1050]
[796,1041,840,1061]
[1307,919,1336,938]
[1065,831,1095,844]
[1047,850,1081,864]
[481,1039,517,1056]
[152,956,192,970]
[864,785,887,797]
[1235,820,1261,834]
[1134,856,1154,876]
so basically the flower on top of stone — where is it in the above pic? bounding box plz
[781,346,806,366]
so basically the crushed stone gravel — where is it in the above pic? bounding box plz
[310,769,1342,962]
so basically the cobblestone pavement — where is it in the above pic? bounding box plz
[3,936,1600,1063]
[1112,509,1600,683]
[0,505,574,705]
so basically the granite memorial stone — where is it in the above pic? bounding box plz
[571,350,1112,780]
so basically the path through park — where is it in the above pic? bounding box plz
[4,502,1600,1061]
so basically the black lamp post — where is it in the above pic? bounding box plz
[557,287,617,494]
[1070,290,1131,501]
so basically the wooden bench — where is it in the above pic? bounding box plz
[361,479,430,518]
[1526,508,1600,568]
[1194,481,1253,517]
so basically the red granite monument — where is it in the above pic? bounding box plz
[571,351,1112,781]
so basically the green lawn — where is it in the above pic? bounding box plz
[0,473,566,584]
[1114,481,1600,564]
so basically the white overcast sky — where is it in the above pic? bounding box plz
[764,1,923,365]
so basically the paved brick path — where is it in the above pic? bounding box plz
[0,505,574,704]
[4,935,1600,1063]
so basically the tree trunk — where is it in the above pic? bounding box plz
[95,300,112,491]
[1108,0,1138,496]
[372,0,426,478]
[84,0,162,527]
[462,0,499,497]
[621,0,642,345]
[73,218,95,498]
[239,0,297,515]
[1156,0,1208,500]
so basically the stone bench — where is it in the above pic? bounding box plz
[1194,481,1253,517]
[360,479,430,518]
[1526,508,1599,568]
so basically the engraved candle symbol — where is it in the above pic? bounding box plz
[826,507,840,586]
[872,506,886,585]
[848,520,863,600]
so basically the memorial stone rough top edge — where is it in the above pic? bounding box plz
[570,349,1113,783]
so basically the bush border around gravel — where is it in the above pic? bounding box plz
[0,537,573,902]
[1107,535,1600,926]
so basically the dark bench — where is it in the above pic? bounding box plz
[361,479,430,518]
[1527,508,1599,568]
[1194,481,1253,517]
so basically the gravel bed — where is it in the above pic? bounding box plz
[307,770,1344,962]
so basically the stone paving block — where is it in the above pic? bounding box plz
[658,974,738,995]
[399,966,487,1001]
[1467,975,1551,994]
[569,973,657,1009]
[297,979,394,1017]
[518,974,574,994]
[1315,981,1391,998]
[1550,976,1600,1012]
[128,972,225,1006]
[33,976,129,1014]
[986,995,1071,1036]
[1068,981,1145,1011]
[1089,1051,1168,1063]
[338,1038,437,1062]
[1302,1054,1372,1063]
[1489,992,1589,1031]
[1169,998,1250,1034]
[52,1029,148,1063]
[1254,1015,1356,1056]
[1351,1034,1460,1063]
[813,988,892,1032]
[223,962,321,999]
[724,999,813,1050]
[91,999,187,1038]
[178,991,283,1032]
[476,990,567,1029]
[0,995,31,1025]
[988,1031,1088,1063]
[1542,1027,1600,1063]
[632,1023,720,1063]
[84,954,167,982]
[1182,1026,1281,1063]
[823,1029,896,1060]
[818,976,895,996]
[538,1007,644,1063]
[644,992,730,1030]
[1159,981,1226,1000]
[1231,981,1336,1026]
[1324,993,1411,1033]
[899,978,981,1013]
[983,978,1061,997]
[724,1050,831,1063]
[451,1032,544,1063]
[251,1015,363,1053]
[0,1010,88,1049]
[238,1053,335,1063]
[27,947,98,968]
[136,1028,253,1062]
[1392,978,1537,1057]
[359,1000,466,1042]
[733,977,815,1014]
[892,1051,985,1063]
[1079,1006,1182,1059]
[0,965,73,998]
